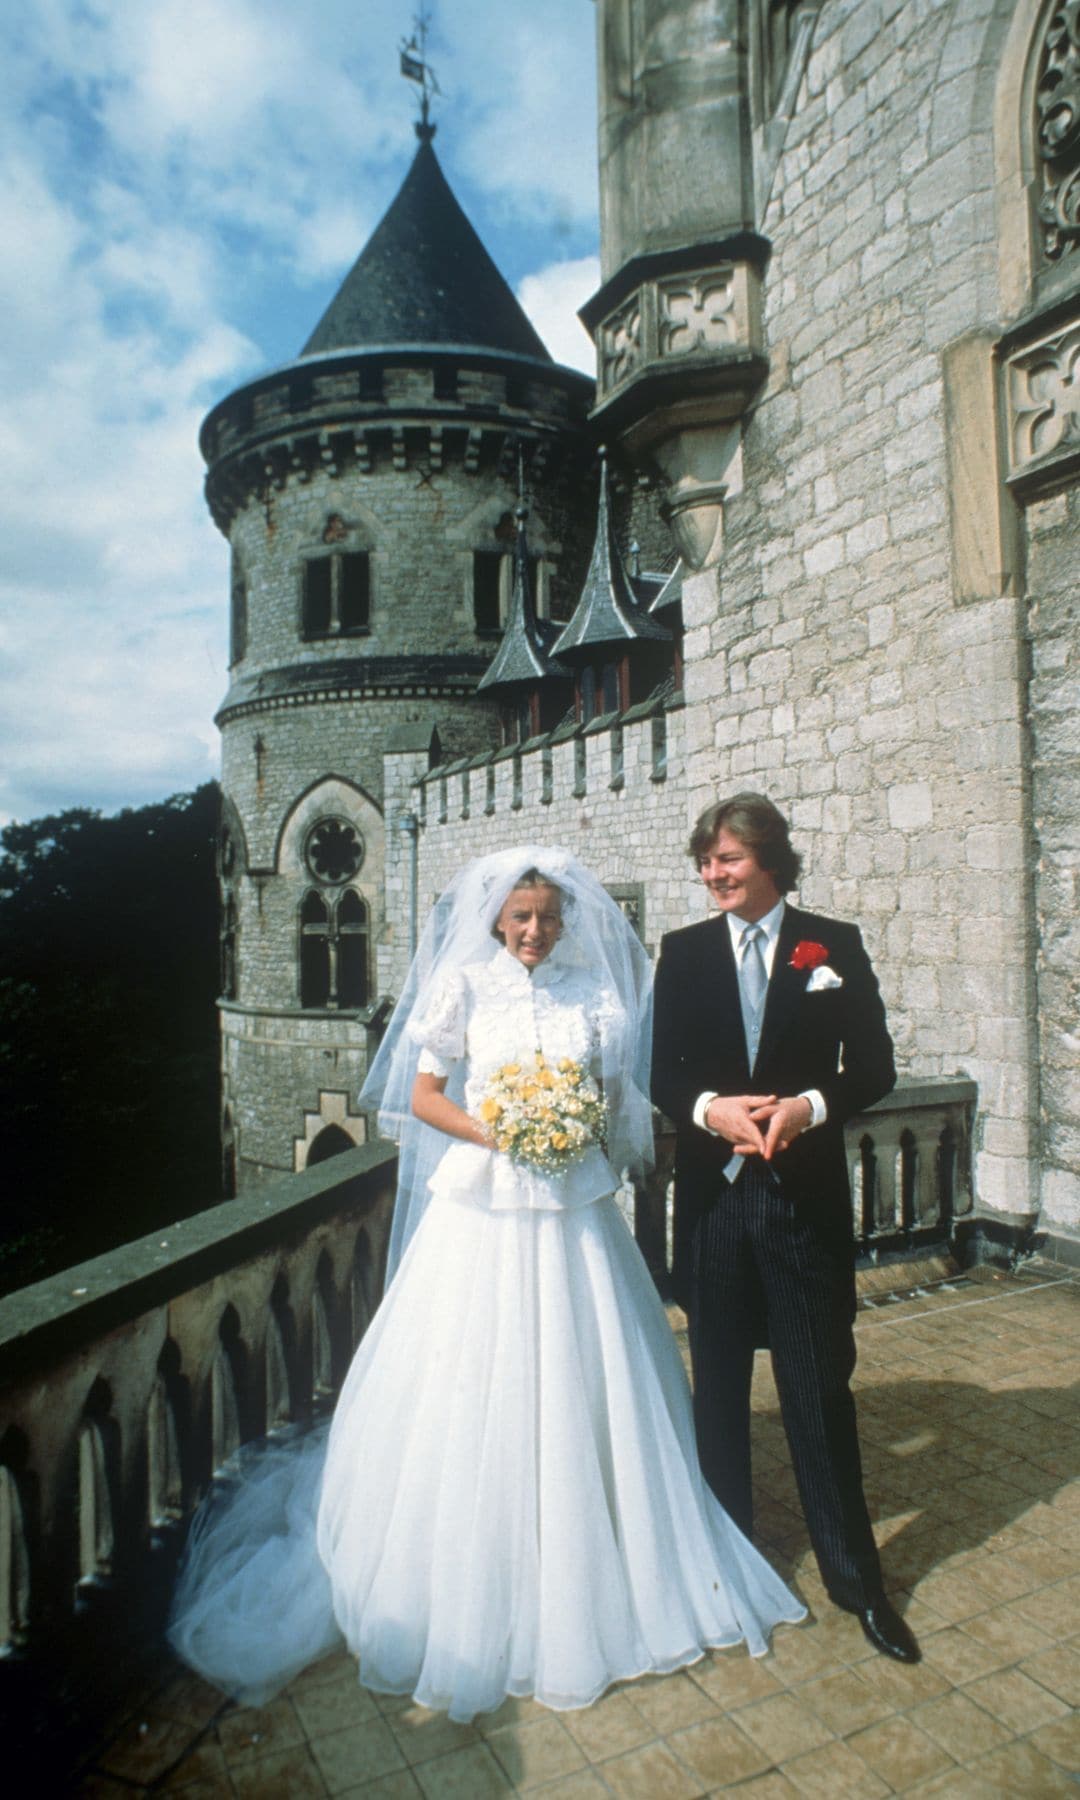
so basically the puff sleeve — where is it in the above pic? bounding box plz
[407,969,468,1077]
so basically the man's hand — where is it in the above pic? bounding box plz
[704,1094,778,1156]
[759,1095,813,1160]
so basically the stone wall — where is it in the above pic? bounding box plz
[393,697,695,1001]
[680,0,1052,1223]
[1026,485,1080,1235]
[225,446,594,684]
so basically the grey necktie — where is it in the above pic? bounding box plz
[739,924,767,1065]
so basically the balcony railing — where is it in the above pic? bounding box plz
[0,1075,976,1736]
[0,1142,397,1675]
[849,1078,977,1258]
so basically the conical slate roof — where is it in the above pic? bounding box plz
[478,507,570,693]
[552,460,672,659]
[301,131,551,361]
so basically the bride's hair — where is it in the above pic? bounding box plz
[512,866,557,890]
[489,868,566,941]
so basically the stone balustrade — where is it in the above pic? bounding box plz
[850,1078,977,1258]
[0,1076,975,1695]
[0,1142,397,1665]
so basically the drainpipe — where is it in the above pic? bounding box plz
[398,811,419,957]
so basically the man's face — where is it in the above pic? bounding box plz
[699,828,781,923]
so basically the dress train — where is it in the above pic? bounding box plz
[169,1193,805,1721]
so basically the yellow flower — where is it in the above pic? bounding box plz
[479,1097,501,1122]
[551,1131,569,1150]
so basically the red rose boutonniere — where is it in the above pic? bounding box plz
[789,940,830,971]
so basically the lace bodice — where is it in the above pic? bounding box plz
[408,948,626,1214]
[411,947,623,1102]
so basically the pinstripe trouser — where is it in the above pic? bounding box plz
[688,1161,882,1611]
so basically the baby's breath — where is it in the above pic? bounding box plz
[476,1053,606,1174]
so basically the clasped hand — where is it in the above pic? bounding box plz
[704,1093,812,1160]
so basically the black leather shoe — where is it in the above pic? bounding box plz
[859,1595,921,1663]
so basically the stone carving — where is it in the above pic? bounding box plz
[304,818,365,883]
[601,297,641,392]
[595,263,760,406]
[1036,1,1080,266]
[658,271,737,357]
[1004,316,1080,486]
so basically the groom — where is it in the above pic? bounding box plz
[652,792,919,1662]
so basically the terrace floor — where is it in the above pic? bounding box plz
[75,1258,1080,1798]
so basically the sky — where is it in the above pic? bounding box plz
[0,1,600,827]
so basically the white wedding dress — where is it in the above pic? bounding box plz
[169,949,805,1721]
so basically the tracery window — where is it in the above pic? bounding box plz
[299,817,369,1009]
[299,889,370,1010]
[1035,2,1080,275]
[304,819,364,884]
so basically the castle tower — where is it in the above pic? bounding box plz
[203,120,595,1190]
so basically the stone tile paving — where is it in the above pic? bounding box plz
[76,1260,1080,1796]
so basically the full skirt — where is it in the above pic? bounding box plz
[169,1192,805,1721]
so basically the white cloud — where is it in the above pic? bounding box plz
[518,256,600,375]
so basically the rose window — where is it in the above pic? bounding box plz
[304,819,365,884]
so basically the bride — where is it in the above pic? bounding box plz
[169,846,805,1722]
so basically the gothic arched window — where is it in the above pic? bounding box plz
[299,888,369,1010]
[300,891,331,1008]
[337,890,369,1009]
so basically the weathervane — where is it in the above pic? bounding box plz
[400,6,441,140]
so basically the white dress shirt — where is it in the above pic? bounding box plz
[692,899,826,1146]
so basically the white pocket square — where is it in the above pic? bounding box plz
[806,966,843,991]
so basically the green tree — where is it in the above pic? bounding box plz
[0,784,221,1294]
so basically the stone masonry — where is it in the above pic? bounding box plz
[664,0,1078,1244]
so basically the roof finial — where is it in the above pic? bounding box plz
[400,6,441,142]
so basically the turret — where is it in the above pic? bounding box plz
[207,117,594,1189]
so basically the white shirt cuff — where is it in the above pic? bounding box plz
[696,1090,824,1134]
[693,1091,720,1135]
[800,1088,826,1127]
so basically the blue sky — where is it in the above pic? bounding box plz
[0,1,599,825]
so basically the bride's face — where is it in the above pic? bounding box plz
[495,883,562,968]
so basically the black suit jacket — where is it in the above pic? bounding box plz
[652,903,895,1303]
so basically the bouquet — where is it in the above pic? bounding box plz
[475,1053,606,1174]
